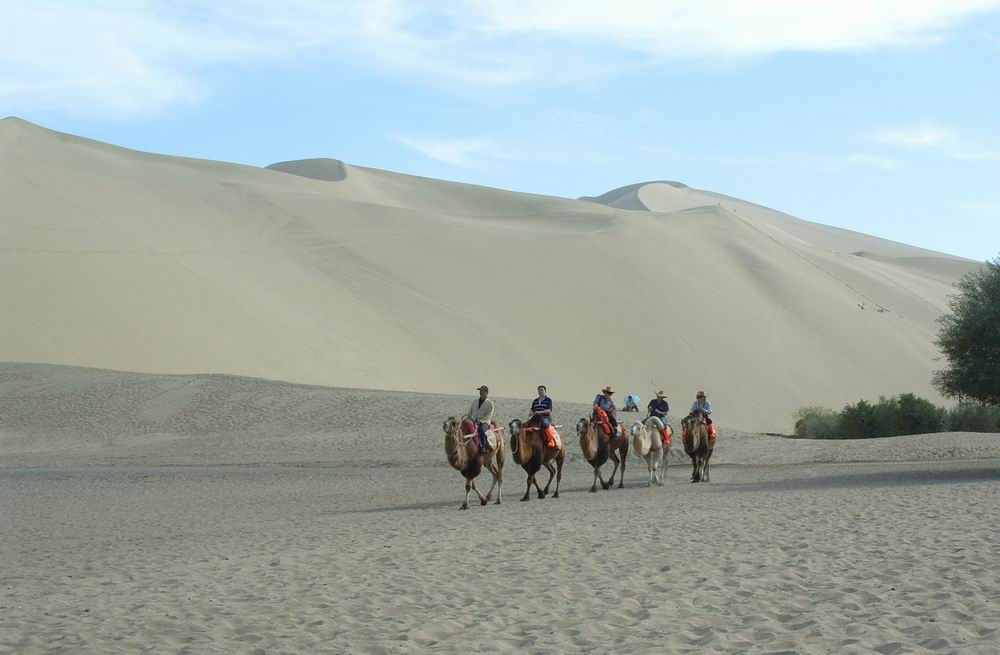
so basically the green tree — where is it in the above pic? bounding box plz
[933,256,1000,405]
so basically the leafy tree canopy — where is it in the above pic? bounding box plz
[933,256,1000,405]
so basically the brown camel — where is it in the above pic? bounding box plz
[443,416,505,509]
[576,414,629,492]
[508,418,565,501]
[682,410,714,482]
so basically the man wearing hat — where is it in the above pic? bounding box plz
[469,385,496,452]
[593,385,620,435]
[647,390,670,424]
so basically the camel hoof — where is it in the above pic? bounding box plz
[461,504,469,510]
[537,492,545,499]
[601,482,610,490]
[520,496,530,502]
[589,487,598,493]
[552,492,559,498]
[480,498,488,506]
[495,499,501,505]
[617,483,624,489]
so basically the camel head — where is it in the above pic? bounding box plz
[576,417,590,438]
[509,418,523,436]
[443,416,460,436]
[629,420,644,438]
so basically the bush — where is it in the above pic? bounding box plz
[793,393,990,439]
[944,403,1000,432]
[793,406,841,439]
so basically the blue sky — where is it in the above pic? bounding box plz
[3,1,999,261]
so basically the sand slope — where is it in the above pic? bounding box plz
[0,117,981,431]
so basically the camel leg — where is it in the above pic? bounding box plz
[462,480,472,510]
[704,450,713,482]
[484,461,503,504]
[541,461,556,496]
[483,462,498,501]
[521,473,533,502]
[590,465,602,493]
[617,447,626,488]
[470,479,489,506]
[533,473,546,499]
[690,456,700,483]
[604,454,619,491]
[552,457,563,498]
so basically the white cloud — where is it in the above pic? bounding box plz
[870,124,953,147]
[392,135,499,167]
[3,1,1000,116]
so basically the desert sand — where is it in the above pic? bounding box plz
[0,117,983,433]
[3,363,999,654]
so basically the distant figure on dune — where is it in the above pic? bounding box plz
[622,394,640,412]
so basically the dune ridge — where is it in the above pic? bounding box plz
[0,117,982,432]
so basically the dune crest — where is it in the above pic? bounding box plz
[0,118,981,431]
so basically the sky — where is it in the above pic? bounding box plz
[2,0,999,261]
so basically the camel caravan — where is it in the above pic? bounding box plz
[442,385,718,509]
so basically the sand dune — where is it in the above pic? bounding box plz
[0,117,982,432]
[3,363,999,654]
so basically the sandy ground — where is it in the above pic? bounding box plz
[3,363,1000,653]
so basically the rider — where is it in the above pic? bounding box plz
[688,391,716,437]
[468,385,496,452]
[529,385,554,445]
[647,389,672,444]
[529,385,552,431]
[690,390,712,421]
[593,385,619,435]
[646,389,670,424]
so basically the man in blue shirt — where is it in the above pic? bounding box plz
[647,390,669,423]
[529,385,553,432]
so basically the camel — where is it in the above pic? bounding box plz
[682,410,714,483]
[576,414,629,492]
[508,418,565,501]
[443,416,505,509]
[630,416,670,486]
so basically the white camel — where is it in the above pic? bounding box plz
[630,417,670,486]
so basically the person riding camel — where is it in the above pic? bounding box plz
[686,391,717,440]
[468,385,496,453]
[592,385,619,436]
[647,390,670,423]
[689,391,712,422]
[528,385,556,447]
[646,389,672,444]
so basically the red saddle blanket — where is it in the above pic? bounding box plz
[682,422,717,447]
[592,407,612,436]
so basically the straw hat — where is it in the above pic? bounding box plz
[602,385,615,394]
[656,390,667,398]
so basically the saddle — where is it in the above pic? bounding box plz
[592,407,613,436]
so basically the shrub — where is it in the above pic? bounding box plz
[944,403,1000,432]
[793,406,841,439]
[793,393,993,439]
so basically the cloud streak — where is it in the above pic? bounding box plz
[3,1,1000,117]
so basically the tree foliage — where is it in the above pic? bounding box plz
[933,256,1000,405]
